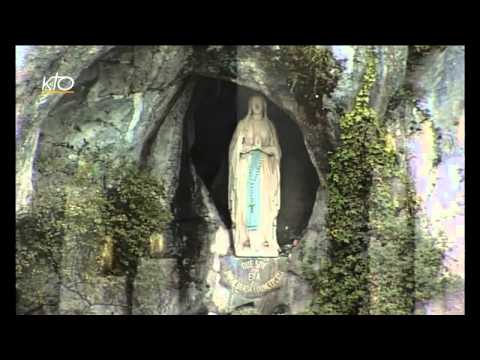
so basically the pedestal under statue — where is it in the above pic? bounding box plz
[228,95,281,257]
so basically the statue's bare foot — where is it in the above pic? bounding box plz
[263,241,269,247]
[243,239,251,248]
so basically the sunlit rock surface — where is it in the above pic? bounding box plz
[407,46,465,314]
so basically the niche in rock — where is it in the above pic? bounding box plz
[185,77,319,246]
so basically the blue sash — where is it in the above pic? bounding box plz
[246,150,262,230]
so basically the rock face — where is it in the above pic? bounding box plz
[132,258,182,315]
[16,45,464,315]
[406,46,465,314]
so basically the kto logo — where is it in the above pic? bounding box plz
[41,73,75,95]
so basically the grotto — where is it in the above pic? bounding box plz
[15,45,464,315]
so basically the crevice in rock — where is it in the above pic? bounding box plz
[139,76,193,168]
[171,85,211,312]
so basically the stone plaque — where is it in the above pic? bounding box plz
[219,256,287,299]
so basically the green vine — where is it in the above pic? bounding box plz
[305,48,379,314]
[366,130,417,314]
[304,47,452,314]
[414,231,450,303]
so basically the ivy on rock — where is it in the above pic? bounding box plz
[304,47,451,314]
[16,146,172,314]
[305,48,378,315]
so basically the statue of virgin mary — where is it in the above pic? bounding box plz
[228,95,281,257]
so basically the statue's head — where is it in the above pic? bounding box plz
[248,95,267,119]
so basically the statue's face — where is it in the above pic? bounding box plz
[251,97,264,116]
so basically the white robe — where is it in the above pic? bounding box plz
[228,114,281,257]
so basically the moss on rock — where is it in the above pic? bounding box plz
[16,145,172,314]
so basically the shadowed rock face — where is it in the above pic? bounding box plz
[16,46,464,315]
